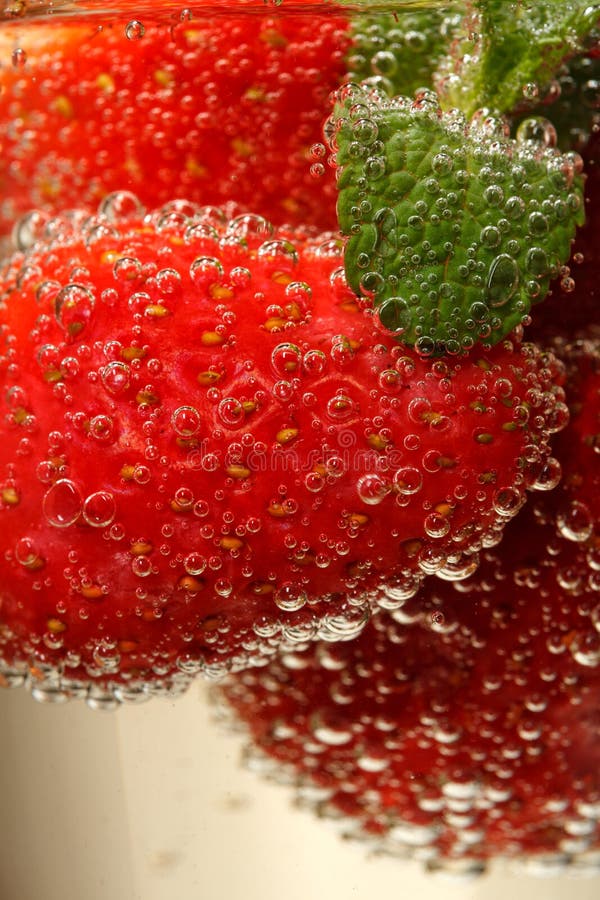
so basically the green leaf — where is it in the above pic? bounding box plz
[331,84,585,354]
[346,7,458,100]
[437,0,600,118]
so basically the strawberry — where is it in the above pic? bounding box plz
[217,339,600,874]
[0,2,453,240]
[0,201,565,703]
[0,3,350,236]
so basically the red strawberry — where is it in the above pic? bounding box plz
[0,3,456,243]
[0,201,565,703]
[217,338,600,874]
[0,3,351,236]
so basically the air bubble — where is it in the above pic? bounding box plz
[493,487,523,517]
[525,246,549,277]
[190,256,224,287]
[274,583,308,612]
[393,467,422,495]
[43,479,83,528]
[98,191,145,222]
[486,255,519,309]
[325,391,354,421]
[184,553,206,576]
[305,472,325,493]
[171,406,201,438]
[531,456,561,491]
[379,297,411,333]
[372,50,397,78]
[505,196,525,220]
[431,151,453,175]
[580,76,600,110]
[436,554,479,582]
[89,415,115,443]
[312,714,352,747]
[257,240,299,271]
[156,268,182,296]
[556,501,593,542]
[374,206,398,259]
[271,343,302,377]
[215,579,232,598]
[82,491,116,528]
[218,398,245,428]
[133,465,151,485]
[365,155,387,180]
[132,556,153,578]
[302,350,327,376]
[227,214,274,242]
[11,46,26,67]
[125,19,145,40]
[522,82,539,101]
[571,633,600,668]
[101,361,131,395]
[318,606,369,642]
[12,210,50,251]
[424,512,451,539]
[528,211,549,236]
[480,225,501,248]
[357,473,391,506]
[55,284,95,341]
[515,116,557,148]
[352,116,378,145]
[388,821,439,847]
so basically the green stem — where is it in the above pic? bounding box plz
[438,0,600,118]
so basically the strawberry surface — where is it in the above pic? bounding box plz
[0,4,350,236]
[0,201,565,702]
[217,339,600,872]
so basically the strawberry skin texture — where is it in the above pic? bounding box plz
[218,341,600,871]
[0,203,565,700]
[0,6,350,236]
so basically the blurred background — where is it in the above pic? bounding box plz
[2,685,600,900]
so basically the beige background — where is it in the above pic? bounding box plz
[1,684,599,900]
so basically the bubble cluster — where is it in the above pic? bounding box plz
[0,200,566,702]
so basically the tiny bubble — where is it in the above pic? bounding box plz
[125,20,145,40]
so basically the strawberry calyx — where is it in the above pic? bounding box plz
[329,83,585,355]
[436,0,600,120]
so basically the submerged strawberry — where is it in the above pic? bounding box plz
[0,2,452,239]
[0,4,350,235]
[0,200,564,703]
[217,339,600,874]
